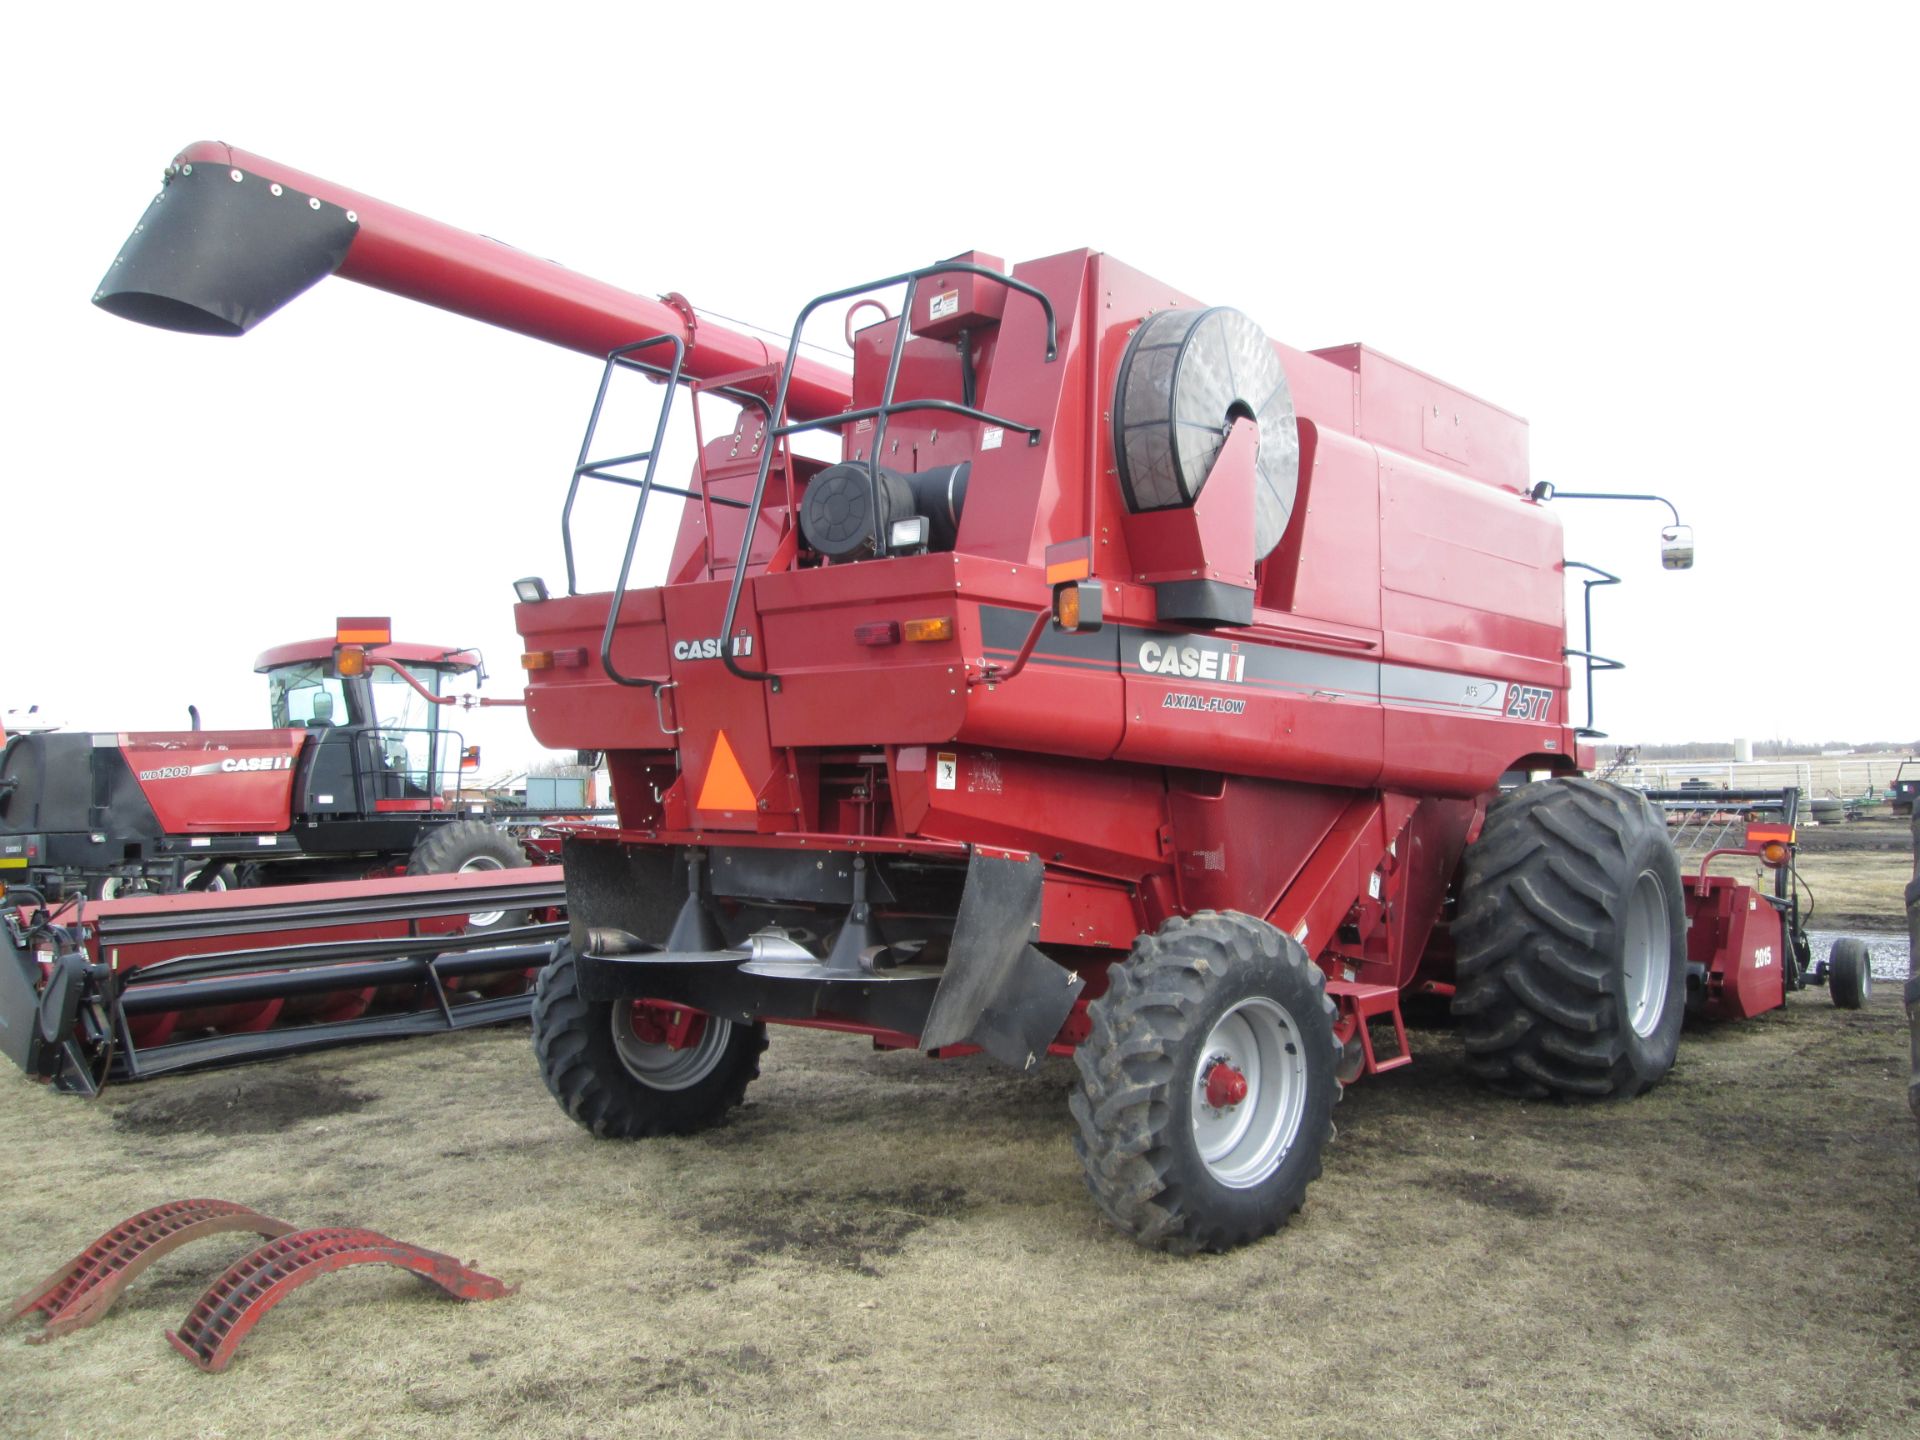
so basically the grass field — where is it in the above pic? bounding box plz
[1792,817,1914,931]
[3,976,1916,1438]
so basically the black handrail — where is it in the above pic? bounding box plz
[560,336,687,690]
[719,261,1059,685]
[561,338,784,692]
[1563,561,1623,737]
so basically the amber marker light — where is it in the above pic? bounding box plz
[902,617,953,643]
[521,651,555,671]
[1052,579,1104,632]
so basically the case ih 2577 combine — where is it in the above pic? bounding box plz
[32,141,1832,1250]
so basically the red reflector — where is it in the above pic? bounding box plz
[553,648,588,668]
[853,621,901,646]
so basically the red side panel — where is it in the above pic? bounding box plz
[119,731,305,834]
[1686,877,1787,1020]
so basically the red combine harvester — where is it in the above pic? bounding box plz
[67,142,1833,1249]
[0,620,523,900]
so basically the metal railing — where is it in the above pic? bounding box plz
[715,262,1059,687]
[1563,560,1623,738]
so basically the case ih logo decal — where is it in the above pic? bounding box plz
[979,607,1521,717]
[673,635,755,661]
[1504,685,1553,722]
[139,757,293,782]
[1135,640,1247,683]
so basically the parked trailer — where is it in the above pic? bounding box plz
[91,142,1829,1249]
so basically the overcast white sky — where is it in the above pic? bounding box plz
[5,4,1915,769]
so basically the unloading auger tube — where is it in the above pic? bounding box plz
[94,142,854,422]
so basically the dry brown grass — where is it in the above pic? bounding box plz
[1791,850,1911,930]
[3,983,1918,1439]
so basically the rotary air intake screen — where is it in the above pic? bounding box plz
[1112,307,1299,558]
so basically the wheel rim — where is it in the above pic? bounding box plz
[610,1005,732,1090]
[1189,997,1307,1189]
[458,854,506,927]
[1621,869,1672,1039]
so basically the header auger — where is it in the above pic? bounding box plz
[80,141,1820,1251]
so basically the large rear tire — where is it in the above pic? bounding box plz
[1069,911,1340,1253]
[1451,778,1687,1099]
[532,945,766,1138]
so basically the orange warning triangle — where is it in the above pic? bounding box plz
[697,730,758,812]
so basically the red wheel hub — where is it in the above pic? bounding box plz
[1204,1060,1249,1109]
[628,1002,704,1050]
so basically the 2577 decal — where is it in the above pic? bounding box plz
[1504,685,1553,722]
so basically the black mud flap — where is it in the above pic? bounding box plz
[95,161,358,337]
[920,851,1084,1071]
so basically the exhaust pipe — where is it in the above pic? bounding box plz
[95,142,853,422]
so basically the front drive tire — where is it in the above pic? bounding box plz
[532,945,766,1138]
[1451,778,1688,1099]
[1070,911,1341,1254]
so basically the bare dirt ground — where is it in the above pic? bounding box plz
[3,976,1917,1439]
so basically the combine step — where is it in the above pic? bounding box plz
[9,1198,297,1341]
[167,1227,515,1372]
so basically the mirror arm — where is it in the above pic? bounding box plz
[1532,486,1683,529]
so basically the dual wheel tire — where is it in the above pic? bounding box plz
[1451,778,1688,1099]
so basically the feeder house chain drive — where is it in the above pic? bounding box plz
[75,142,1814,1251]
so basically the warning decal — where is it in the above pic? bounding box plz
[697,731,758,812]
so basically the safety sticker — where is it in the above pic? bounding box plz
[929,290,960,321]
[935,752,957,790]
[966,751,1004,795]
[981,426,1003,451]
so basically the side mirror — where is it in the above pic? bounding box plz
[1660,524,1694,570]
